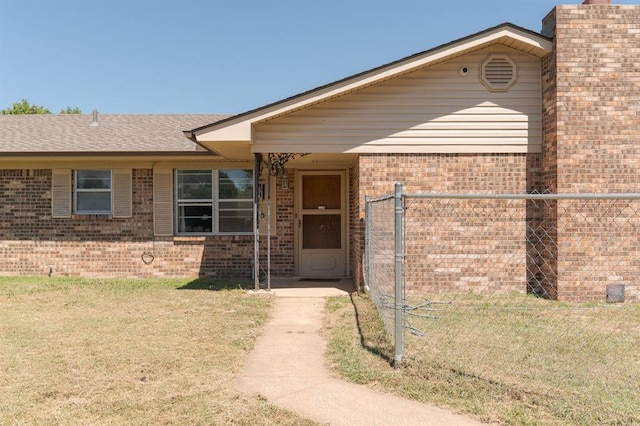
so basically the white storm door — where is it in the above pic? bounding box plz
[297,171,346,278]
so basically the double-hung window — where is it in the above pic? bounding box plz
[75,170,112,214]
[176,169,253,235]
[176,170,213,233]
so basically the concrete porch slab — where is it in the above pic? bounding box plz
[250,277,355,298]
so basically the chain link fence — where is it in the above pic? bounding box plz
[364,193,399,359]
[364,185,640,421]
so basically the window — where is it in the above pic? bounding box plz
[75,170,112,214]
[218,170,254,233]
[176,169,253,234]
[176,170,213,233]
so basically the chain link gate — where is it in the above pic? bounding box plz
[364,184,640,419]
[364,184,405,367]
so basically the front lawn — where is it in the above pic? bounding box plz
[324,293,640,425]
[0,277,315,425]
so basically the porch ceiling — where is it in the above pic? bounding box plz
[196,141,357,166]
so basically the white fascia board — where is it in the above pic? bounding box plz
[195,121,252,142]
[496,28,554,53]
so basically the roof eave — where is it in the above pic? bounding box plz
[183,129,197,142]
[0,150,221,158]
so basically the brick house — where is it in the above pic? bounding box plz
[1,1,638,302]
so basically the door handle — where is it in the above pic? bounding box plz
[298,218,301,229]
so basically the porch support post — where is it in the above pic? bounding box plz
[253,153,262,291]
[266,157,272,291]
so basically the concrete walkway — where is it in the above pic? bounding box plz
[238,279,484,426]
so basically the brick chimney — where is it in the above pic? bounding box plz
[538,0,640,302]
[541,0,640,194]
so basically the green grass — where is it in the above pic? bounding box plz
[324,292,640,425]
[0,276,316,425]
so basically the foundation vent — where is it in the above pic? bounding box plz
[480,54,517,91]
[606,283,625,303]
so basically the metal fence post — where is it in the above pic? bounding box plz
[364,195,370,292]
[393,182,404,368]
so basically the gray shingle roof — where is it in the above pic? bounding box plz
[0,114,230,153]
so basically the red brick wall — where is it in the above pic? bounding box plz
[0,169,294,279]
[349,159,363,289]
[544,4,640,302]
[553,5,640,194]
[356,154,541,295]
[258,168,295,277]
[539,11,560,300]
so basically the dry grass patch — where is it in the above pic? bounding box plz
[0,277,316,425]
[324,293,640,426]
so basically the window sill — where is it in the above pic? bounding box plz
[73,213,113,219]
[174,233,254,241]
[174,236,207,242]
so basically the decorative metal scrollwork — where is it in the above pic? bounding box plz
[267,153,309,176]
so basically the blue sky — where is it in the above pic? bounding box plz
[0,1,635,114]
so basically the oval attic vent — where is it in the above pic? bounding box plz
[480,54,517,91]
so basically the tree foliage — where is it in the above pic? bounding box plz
[1,99,82,115]
[1,99,51,114]
[60,106,82,114]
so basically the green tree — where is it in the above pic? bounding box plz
[1,99,51,114]
[60,106,82,114]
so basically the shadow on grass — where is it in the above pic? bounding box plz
[177,279,254,291]
[350,292,394,365]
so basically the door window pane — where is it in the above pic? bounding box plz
[303,215,341,249]
[303,175,341,209]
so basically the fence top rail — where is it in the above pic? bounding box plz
[404,193,640,201]
[367,194,395,203]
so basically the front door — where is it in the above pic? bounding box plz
[296,171,347,277]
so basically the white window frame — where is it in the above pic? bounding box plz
[175,169,254,236]
[74,169,113,215]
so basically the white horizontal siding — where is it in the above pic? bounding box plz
[254,47,542,154]
[255,129,540,139]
